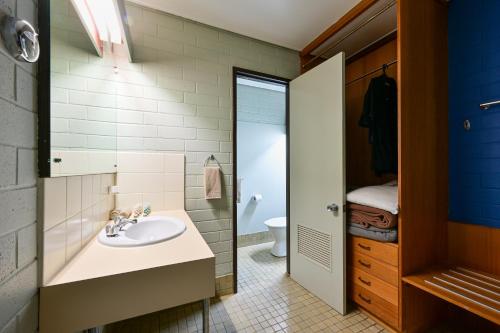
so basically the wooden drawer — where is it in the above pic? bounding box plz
[350,251,398,286]
[349,236,398,267]
[350,266,398,305]
[350,283,398,329]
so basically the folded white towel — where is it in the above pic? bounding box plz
[347,182,398,214]
[204,166,221,199]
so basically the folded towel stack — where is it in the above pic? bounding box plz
[346,182,398,243]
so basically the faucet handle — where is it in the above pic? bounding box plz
[106,224,118,237]
[113,215,122,224]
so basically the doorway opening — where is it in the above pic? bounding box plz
[232,68,290,293]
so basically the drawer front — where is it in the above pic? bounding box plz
[350,283,398,329]
[349,236,398,266]
[350,266,398,305]
[350,251,398,287]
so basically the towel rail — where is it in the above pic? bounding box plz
[480,100,500,110]
[204,154,221,167]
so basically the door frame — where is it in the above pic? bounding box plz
[232,67,291,293]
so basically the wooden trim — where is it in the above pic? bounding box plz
[300,0,378,57]
[38,0,51,177]
[231,67,291,293]
[398,0,449,330]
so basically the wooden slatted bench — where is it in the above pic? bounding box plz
[402,267,500,325]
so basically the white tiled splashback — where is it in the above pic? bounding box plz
[40,174,115,285]
[116,152,185,211]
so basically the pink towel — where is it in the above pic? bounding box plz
[204,166,221,199]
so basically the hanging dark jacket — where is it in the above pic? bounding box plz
[359,74,398,175]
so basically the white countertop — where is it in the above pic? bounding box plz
[47,210,214,286]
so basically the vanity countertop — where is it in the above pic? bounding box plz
[47,210,214,286]
[40,210,215,333]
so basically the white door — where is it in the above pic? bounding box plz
[290,52,346,314]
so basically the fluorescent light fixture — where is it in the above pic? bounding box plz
[237,77,286,93]
[86,0,122,44]
[71,0,123,56]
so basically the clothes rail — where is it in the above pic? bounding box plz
[346,59,397,86]
[302,1,396,69]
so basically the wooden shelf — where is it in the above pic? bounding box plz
[402,267,500,325]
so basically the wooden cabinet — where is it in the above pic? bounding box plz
[351,251,398,286]
[351,284,399,328]
[349,236,398,267]
[348,236,400,329]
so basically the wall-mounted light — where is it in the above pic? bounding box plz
[0,14,40,63]
[71,0,134,61]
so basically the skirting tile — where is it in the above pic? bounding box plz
[237,231,273,248]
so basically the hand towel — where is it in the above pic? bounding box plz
[204,166,221,199]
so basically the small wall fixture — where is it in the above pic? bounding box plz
[0,15,40,63]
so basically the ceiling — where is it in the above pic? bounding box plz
[128,0,362,51]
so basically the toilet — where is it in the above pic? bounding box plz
[264,217,287,257]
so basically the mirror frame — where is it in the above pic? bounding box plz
[38,0,51,177]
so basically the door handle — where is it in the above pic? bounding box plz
[358,259,371,268]
[358,293,371,304]
[326,203,339,213]
[358,276,371,286]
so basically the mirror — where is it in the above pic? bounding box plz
[40,0,130,177]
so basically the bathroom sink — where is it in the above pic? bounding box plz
[98,216,186,247]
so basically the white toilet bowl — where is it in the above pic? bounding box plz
[264,217,287,257]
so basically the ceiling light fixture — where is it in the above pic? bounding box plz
[71,0,125,57]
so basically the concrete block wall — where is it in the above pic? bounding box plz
[0,0,39,332]
[50,0,300,278]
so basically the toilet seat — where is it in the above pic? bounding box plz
[264,217,286,228]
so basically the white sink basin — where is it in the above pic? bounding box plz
[98,215,186,247]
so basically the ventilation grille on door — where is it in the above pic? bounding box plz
[297,224,332,271]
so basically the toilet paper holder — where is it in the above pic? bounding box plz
[252,194,263,202]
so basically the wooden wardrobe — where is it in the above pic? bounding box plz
[301,0,498,332]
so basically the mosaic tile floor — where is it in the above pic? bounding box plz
[104,242,386,333]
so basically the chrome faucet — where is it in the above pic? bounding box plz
[106,216,138,237]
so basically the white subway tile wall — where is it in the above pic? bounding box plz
[50,0,299,278]
[116,152,185,211]
[40,174,115,285]
[0,0,38,331]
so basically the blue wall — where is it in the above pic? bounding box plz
[449,0,500,228]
